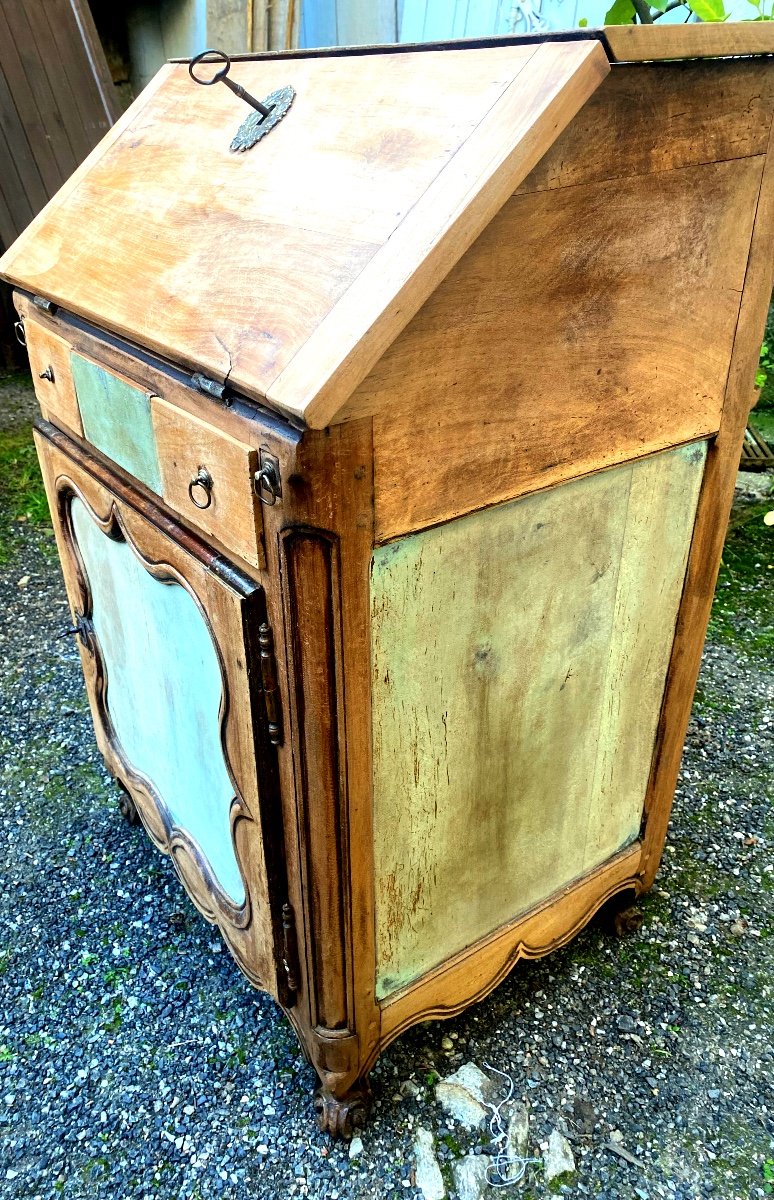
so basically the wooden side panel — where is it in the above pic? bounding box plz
[24,316,82,434]
[152,395,265,570]
[371,444,706,999]
[515,60,774,197]
[359,156,761,542]
[71,353,162,494]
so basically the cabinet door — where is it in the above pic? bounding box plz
[34,421,288,999]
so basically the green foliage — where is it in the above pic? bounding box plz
[763,1159,774,1194]
[757,304,774,410]
[709,501,774,657]
[605,0,637,21]
[0,424,49,562]
[598,0,774,24]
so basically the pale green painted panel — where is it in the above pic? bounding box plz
[372,443,707,999]
[71,498,244,905]
[71,353,162,494]
[584,441,707,865]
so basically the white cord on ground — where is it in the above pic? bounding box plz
[482,1062,542,1188]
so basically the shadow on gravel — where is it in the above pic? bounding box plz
[0,378,772,1200]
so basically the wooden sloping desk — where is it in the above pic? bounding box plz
[1,24,773,1135]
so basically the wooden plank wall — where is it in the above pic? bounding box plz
[300,0,398,48]
[0,0,119,252]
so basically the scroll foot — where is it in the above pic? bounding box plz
[313,1079,370,1139]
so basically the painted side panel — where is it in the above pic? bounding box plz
[71,353,162,494]
[371,442,706,998]
[71,497,244,904]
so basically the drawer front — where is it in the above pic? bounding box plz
[152,395,264,570]
[71,353,162,494]
[24,318,83,436]
[32,334,267,570]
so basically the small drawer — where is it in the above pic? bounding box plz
[25,318,83,436]
[152,395,265,569]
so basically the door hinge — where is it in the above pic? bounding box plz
[32,295,58,315]
[191,371,231,405]
[258,622,283,746]
[282,902,300,996]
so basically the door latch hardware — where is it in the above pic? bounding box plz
[14,318,25,346]
[254,449,281,506]
[258,622,283,746]
[282,902,300,996]
[59,612,95,647]
[39,365,55,383]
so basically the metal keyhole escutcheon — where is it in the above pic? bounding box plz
[188,49,295,152]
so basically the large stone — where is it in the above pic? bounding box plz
[506,1102,530,1159]
[414,1128,446,1200]
[451,1154,490,1200]
[435,1062,492,1130]
[543,1129,576,1184]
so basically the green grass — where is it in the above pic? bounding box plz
[0,423,49,561]
[757,301,774,409]
[709,500,773,656]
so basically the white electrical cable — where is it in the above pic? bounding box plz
[482,1062,543,1188]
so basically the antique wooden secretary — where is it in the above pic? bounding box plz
[2,24,773,1135]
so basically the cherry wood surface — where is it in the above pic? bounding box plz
[5,32,774,1135]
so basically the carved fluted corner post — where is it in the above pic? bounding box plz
[281,527,371,1134]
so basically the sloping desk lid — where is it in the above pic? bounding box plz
[0,40,609,427]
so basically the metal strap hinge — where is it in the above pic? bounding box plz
[258,622,283,746]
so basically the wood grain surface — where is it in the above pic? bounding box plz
[604,21,774,63]
[0,42,607,425]
[640,114,774,890]
[24,315,82,435]
[362,156,761,541]
[371,444,705,998]
[153,395,265,570]
[516,59,774,196]
[270,40,609,426]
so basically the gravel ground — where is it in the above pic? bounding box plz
[0,395,772,1199]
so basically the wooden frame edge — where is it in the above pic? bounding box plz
[374,842,642,1061]
[640,113,774,889]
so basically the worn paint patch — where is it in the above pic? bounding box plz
[371,442,707,998]
[71,353,162,494]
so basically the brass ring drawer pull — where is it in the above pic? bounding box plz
[188,467,213,509]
